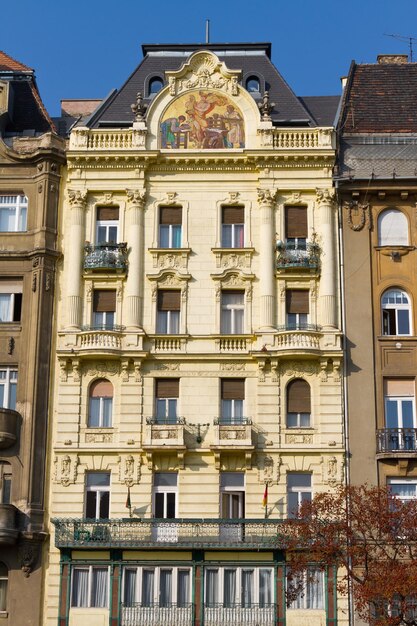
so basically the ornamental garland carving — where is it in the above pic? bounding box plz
[280,361,319,377]
[82,361,120,377]
[344,200,372,231]
[166,51,241,96]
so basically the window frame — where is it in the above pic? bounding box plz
[388,478,417,504]
[378,208,409,247]
[204,566,274,608]
[0,562,8,613]
[221,290,245,334]
[287,567,325,610]
[88,379,113,428]
[286,379,311,429]
[122,565,191,607]
[156,289,181,334]
[85,472,110,519]
[153,472,178,519]
[287,473,312,518]
[0,282,22,324]
[221,206,245,249]
[70,565,110,608]
[0,463,12,505]
[92,289,116,330]
[381,289,412,336]
[0,195,28,232]
[0,368,17,410]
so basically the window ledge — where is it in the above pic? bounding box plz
[0,323,21,331]
[377,245,414,257]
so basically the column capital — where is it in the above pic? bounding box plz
[67,189,88,209]
[126,188,147,208]
[315,187,335,205]
[257,188,278,207]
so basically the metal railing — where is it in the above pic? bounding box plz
[146,416,186,425]
[376,428,417,453]
[276,323,322,333]
[276,241,320,270]
[214,416,252,425]
[52,518,284,549]
[84,243,128,271]
[204,604,275,626]
[81,324,125,333]
[121,603,193,626]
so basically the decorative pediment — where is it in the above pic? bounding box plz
[166,50,241,97]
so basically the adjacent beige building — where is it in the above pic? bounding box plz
[45,43,346,626]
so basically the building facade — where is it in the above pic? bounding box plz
[0,52,65,625]
[45,43,346,626]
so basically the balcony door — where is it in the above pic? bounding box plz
[220,472,245,542]
[153,473,178,542]
[384,379,416,450]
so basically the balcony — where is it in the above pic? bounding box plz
[52,518,284,550]
[0,504,19,545]
[204,604,275,626]
[121,604,192,626]
[376,428,417,458]
[144,417,186,448]
[0,407,20,448]
[212,417,254,449]
[84,243,128,272]
[276,241,320,271]
[77,325,125,351]
[216,336,250,353]
[274,325,322,352]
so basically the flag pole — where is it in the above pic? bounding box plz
[263,481,269,519]
[126,485,132,518]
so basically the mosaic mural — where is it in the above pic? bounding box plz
[160,91,245,149]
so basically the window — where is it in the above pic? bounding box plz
[149,77,164,96]
[123,566,191,607]
[85,472,110,519]
[285,206,307,250]
[157,290,180,334]
[221,472,245,518]
[71,566,109,608]
[287,473,312,518]
[96,206,119,244]
[246,77,260,93]
[0,463,11,504]
[221,291,244,334]
[0,369,17,410]
[388,478,417,504]
[382,289,411,336]
[378,209,409,246]
[205,567,273,608]
[287,379,311,428]
[286,290,309,330]
[159,206,182,248]
[0,195,28,232]
[155,379,179,424]
[153,472,177,519]
[288,568,324,610]
[221,379,245,424]
[0,282,22,323]
[88,379,113,427]
[93,290,116,330]
[384,379,416,450]
[222,206,244,248]
[0,562,8,613]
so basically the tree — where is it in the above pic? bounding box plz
[281,484,417,626]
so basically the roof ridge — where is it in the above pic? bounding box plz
[0,50,33,72]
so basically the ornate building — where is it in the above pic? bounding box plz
[45,43,345,626]
[338,56,417,508]
[0,51,65,625]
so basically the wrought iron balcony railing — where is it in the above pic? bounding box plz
[52,518,284,549]
[376,428,417,454]
[121,603,193,626]
[204,604,275,626]
[214,416,252,425]
[146,416,186,425]
[84,243,128,271]
[276,241,320,270]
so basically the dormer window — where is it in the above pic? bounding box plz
[246,77,260,93]
[149,77,164,96]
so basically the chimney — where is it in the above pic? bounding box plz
[377,54,408,65]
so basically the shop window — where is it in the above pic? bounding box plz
[287,379,311,428]
[88,379,113,427]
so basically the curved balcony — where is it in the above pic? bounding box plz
[0,407,20,448]
[276,241,320,271]
[0,504,19,545]
[376,428,417,458]
[274,325,322,352]
[84,243,128,272]
[77,325,125,352]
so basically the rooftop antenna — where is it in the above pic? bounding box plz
[384,33,417,62]
[205,19,210,44]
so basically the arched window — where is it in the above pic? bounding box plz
[88,379,113,427]
[0,562,7,612]
[287,379,311,428]
[378,209,409,246]
[381,289,412,336]
[148,77,164,96]
[246,76,260,93]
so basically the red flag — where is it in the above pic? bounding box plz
[262,483,268,507]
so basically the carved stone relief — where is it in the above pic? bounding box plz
[54,454,79,486]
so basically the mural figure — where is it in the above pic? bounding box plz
[160,91,245,149]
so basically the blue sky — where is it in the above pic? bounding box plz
[4,0,417,116]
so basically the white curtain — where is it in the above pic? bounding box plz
[92,568,108,608]
[224,569,236,607]
[0,208,13,231]
[0,579,7,612]
[0,296,10,323]
[72,569,89,607]
[160,569,172,607]
[242,570,253,607]
[259,569,272,606]
[124,569,137,606]
[177,570,189,607]
[142,570,154,606]
[290,569,324,609]
[102,398,112,427]
[205,570,218,606]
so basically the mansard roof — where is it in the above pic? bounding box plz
[89,42,338,129]
[0,50,55,135]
